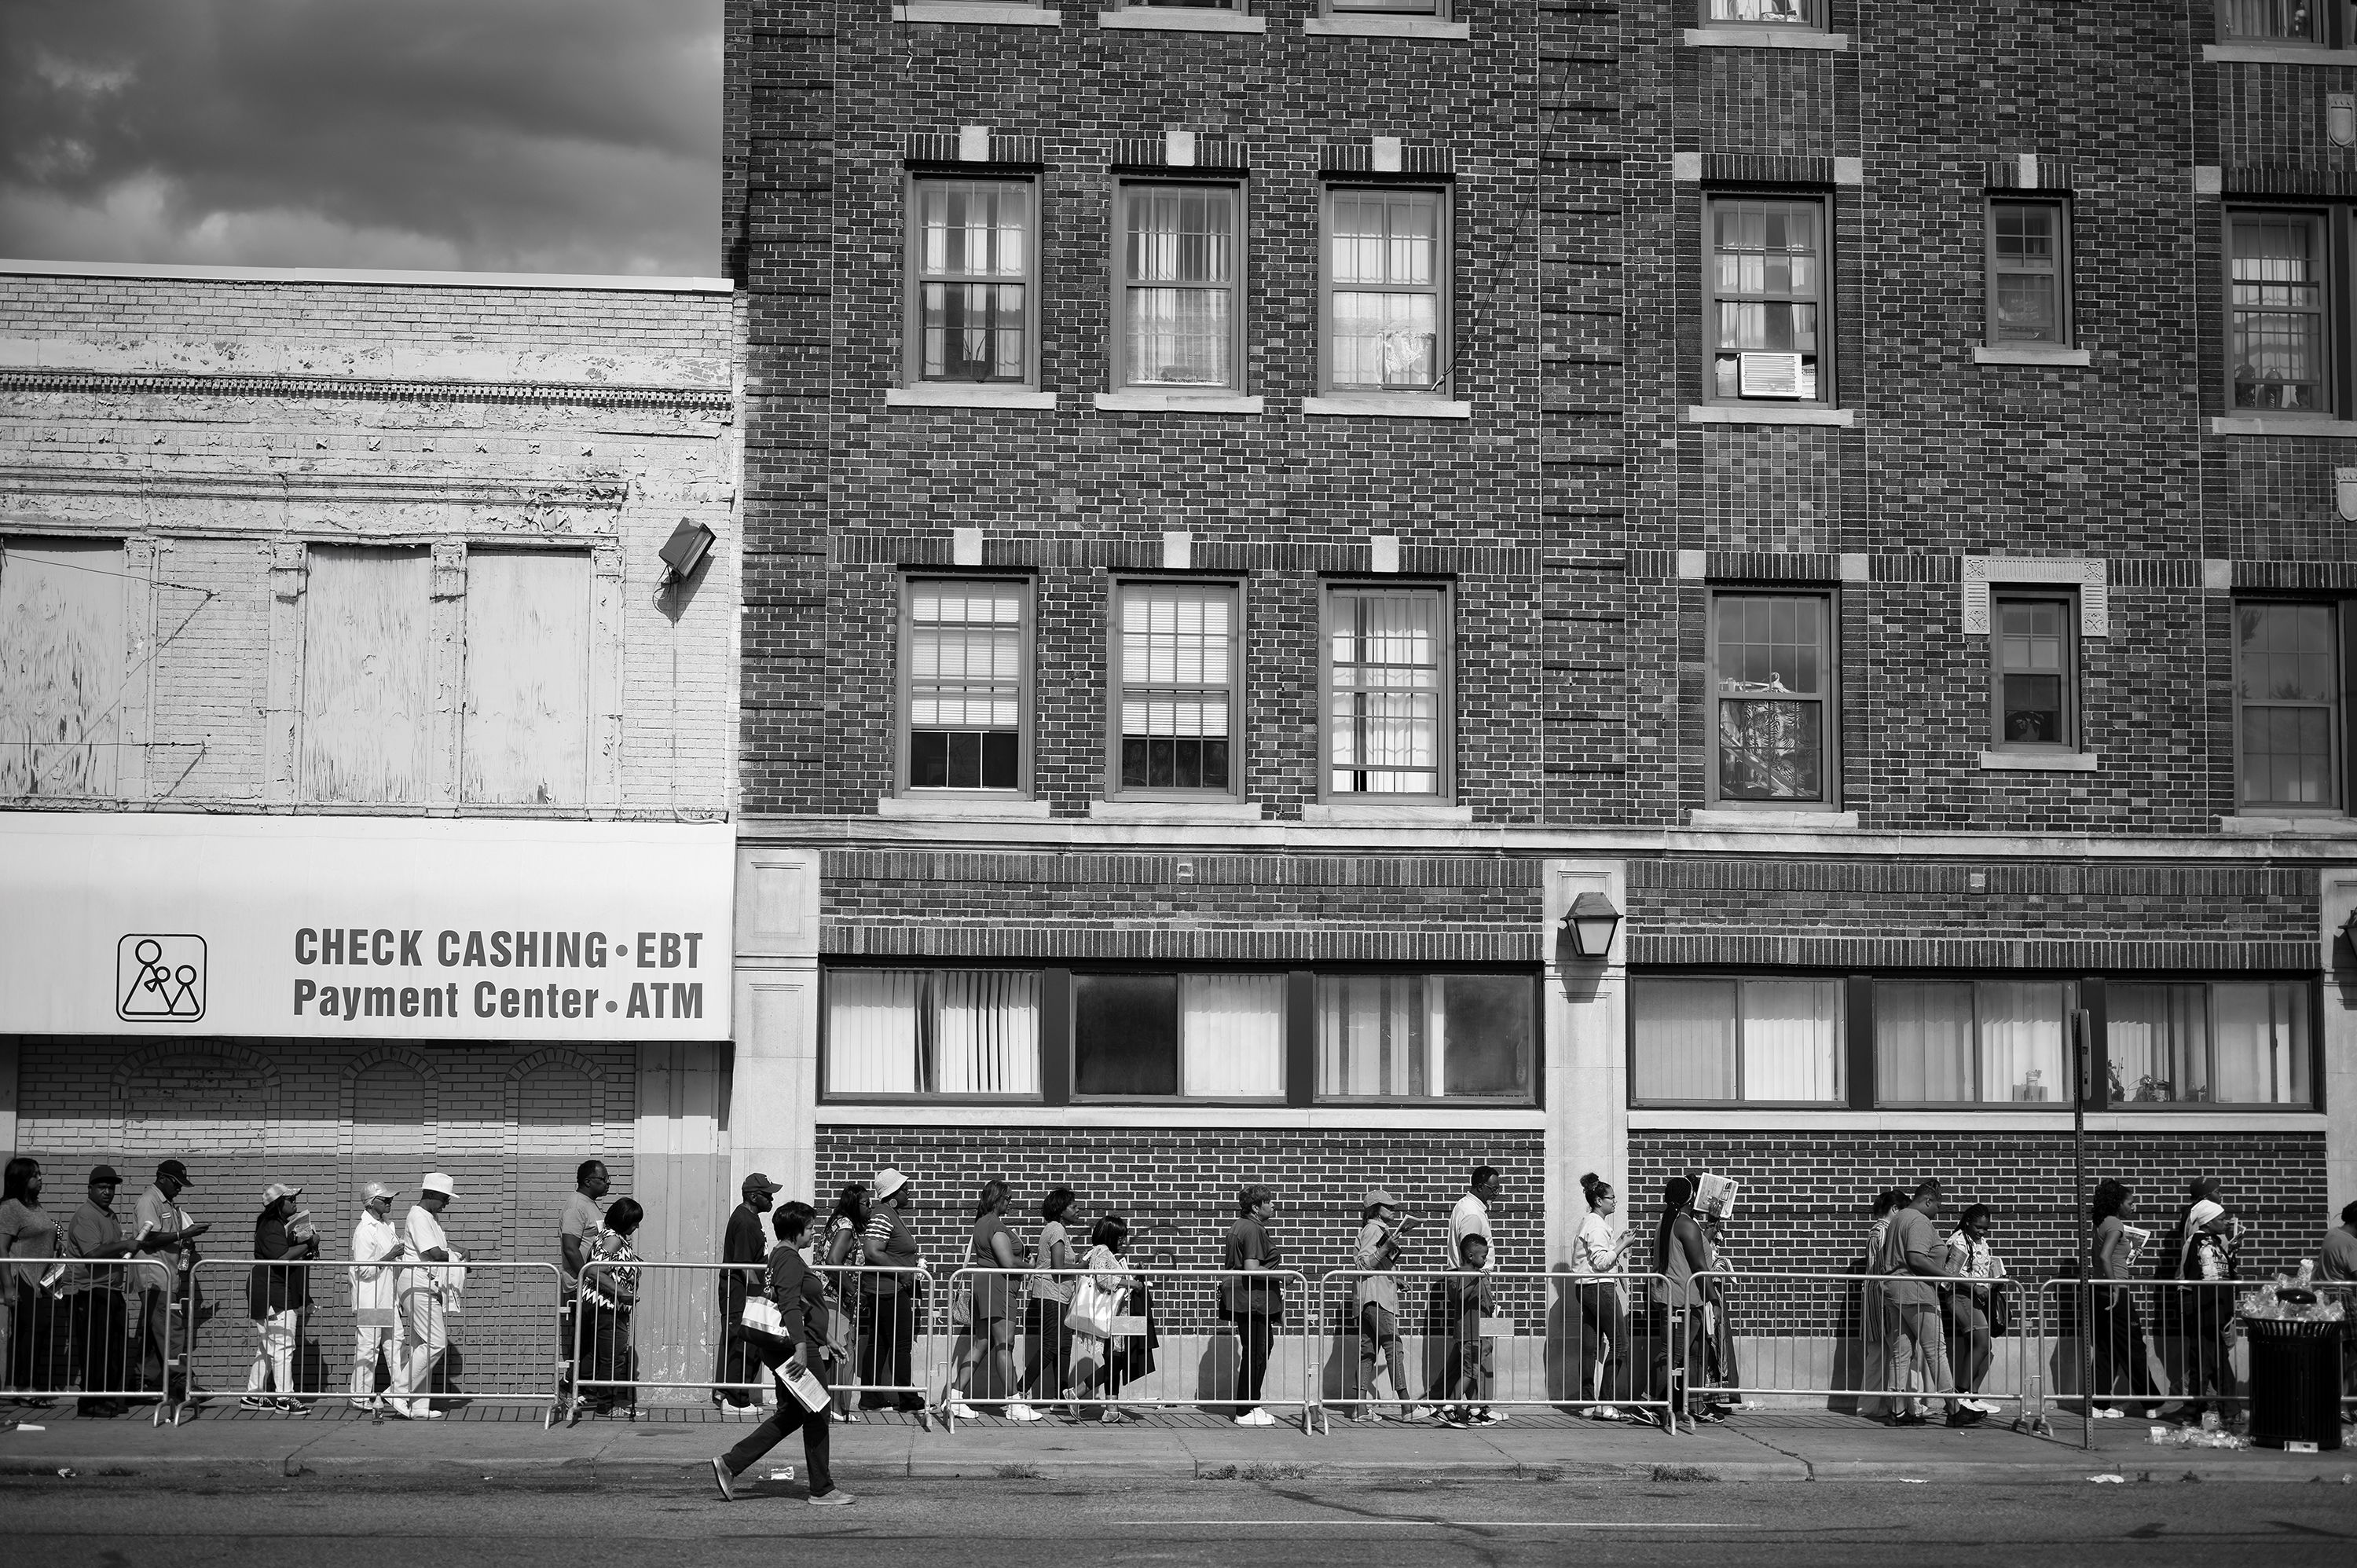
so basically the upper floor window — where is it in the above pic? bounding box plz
[1875,979,2072,1105]
[904,579,1029,793]
[1707,194,1829,404]
[1327,0,1447,12]
[1709,591,1835,806]
[1316,973,1535,1103]
[2229,210,2330,413]
[908,178,1036,387]
[1113,580,1238,797]
[1702,0,1821,24]
[1118,181,1242,393]
[1631,976,1846,1105]
[1325,584,1450,799]
[2220,0,2330,42]
[1987,199,2071,347]
[0,537,124,799]
[1990,592,2077,751]
[460,551,591,806]
[2108,980,2311,1107]
[1323,187,1450,394]
[2235,601,2340,810]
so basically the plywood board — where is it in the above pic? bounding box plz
[299,546,432,804]
[0,540,123,797]
[463,550,591,805]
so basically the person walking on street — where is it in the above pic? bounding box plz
[577,1197,645,1419]
[243,1184,317,1412]
[1,1157,64,1400]
[1942,1203,2006,1416]
[2088,1178,2159,1419]
[559,1160,608,1416]
[64,1165,141,1417]
[1450,1166,1501,1274]
[939,1178,1037,1423]
[819,1182,867,1420]
[1882,1179,1982,1430]
[394,1173,467,1421]
[1350,1189,1424,1423]
[856,1167,926,1416]
[717,1173,781,1410]
[131,1159,205,1407]
[1570,1171,1637,1421]
[1019,1186,1080,1416]
[1222,1184,1285,1427]
[709,1200,856,1508]
[348,1182,407,1410]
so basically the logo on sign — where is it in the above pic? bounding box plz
[118,935,207,1022]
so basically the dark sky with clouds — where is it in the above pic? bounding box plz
[0,0,719,277]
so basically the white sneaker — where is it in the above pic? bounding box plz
[1585,1405,1622,1421]
[1003,1402,1042,1422]
[1245,1407,1278,1427]
[946,1401,981,1421]
[412,1405,445,1420]
[2092,1406,2124,1420]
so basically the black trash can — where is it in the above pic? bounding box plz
[2245,1318,2344,1450]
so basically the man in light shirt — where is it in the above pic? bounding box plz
[348,1182,407,1412]
[130,1159,207,1407]
[1449,1166,1502,1275]
[394,1173,466,1421]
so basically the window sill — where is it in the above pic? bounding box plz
[1299,801,1472,826]
[1302,393,1472,419]
[1687,808,1860,830]
[1978,749,2099,772]
[1974,345,2092,367]
[1090,798,1266,822]
[1681,26,1848,49]
[2219,813,2357,836]
[887,385,1060,410]
[819,1103,1549,1129]
[1101,8,1266,31]
[2208,413,2357,438]
[876,794,1054,818]
[1684,403,1854,427]
[894,2,1062,24]
[2201,43,2357,65]
[1304,16,1472,39]
[1094,390,1264,414]
[1631,1107,2326,1133]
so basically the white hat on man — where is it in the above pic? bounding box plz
[420,1172,456,1197]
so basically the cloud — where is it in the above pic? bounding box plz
[0,0,719,276]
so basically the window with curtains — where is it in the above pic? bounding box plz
[2220,0,2328,43]
[1873,980,2073,1105]
[2106,981,2313,1107]
[908,177,1036,387]
[823,969,1043,1097]
[1074,973,1286,1099]
[2229,211,2330,412]
[2235,601,2341,810]
[1323,187,1449,394]
[1702,0,1820,23]
[1314,973,1534,1102]
[1118,183,1241,391]
[1629,977,1845,1105]
[1113,581,1239,796]
[1707,194,1828,403]
[1325,584,1450,799]
[1709,592,1835,806]
[904,579,1028,793]
[1986,200,2070,348]
[1990,592,2077,750]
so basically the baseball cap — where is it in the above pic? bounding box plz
[262,1183,303,1205]
[1364,1188,1399,1213]
[871,1167,908,1201]
[89,1164,123,1186]
[742,1172,783,1196]
[363,1181,398,1202]
[156,1159,193,1186]
[420,1171,456,1197]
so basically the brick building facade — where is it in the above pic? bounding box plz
[726,0,2355,1310]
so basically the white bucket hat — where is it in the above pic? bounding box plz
[420,1171,456,1198]
[871,1167,908,1202]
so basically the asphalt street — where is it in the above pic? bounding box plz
[3,1471,2353,1566]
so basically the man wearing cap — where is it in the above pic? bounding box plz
[717,1174,781,1409]
[132,1159,207,1406]
[64,1165,141,1416]
[856,1168,926,1413]
[348,1182,407,1411]
[1351,1189,1425,1423]
[559,1161,609,1416]
[244,1183,317,1412]
[394,1173,465,1420]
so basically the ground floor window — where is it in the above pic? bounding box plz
[1630,976,1845,1105]
[1313,973,1534,1102]
[825,969,1043,1097]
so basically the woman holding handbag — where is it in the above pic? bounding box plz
[936,1179,1039,1423]
[1069,1214,1150,1423]
[1941,1203,2005,1416]
[711,1201,855,1508]
[1020,1186,1080,1416]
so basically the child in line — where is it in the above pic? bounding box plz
[1441,1233,1498,1427]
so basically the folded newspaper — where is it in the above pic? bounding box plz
[1695,1174,1739,1221]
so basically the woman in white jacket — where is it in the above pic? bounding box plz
[346,1182,406,1412]
[1567,1172,1637,1421]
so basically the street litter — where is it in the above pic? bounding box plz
[2149,1424,2249,1450]
[2088,1475,2126,1484]
[56,1467,74,1478]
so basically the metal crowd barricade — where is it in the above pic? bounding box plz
[1688,1269,2031,1423]
[2032,1275,2262,1441]
[568,1259,937,1422]
[1310,1267,1679,1434]
[1,1257,181,1427]
[940,1266,1317,1433]
[181,1258,566,1420]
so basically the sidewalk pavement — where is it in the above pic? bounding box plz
[3,1401,2352,1486]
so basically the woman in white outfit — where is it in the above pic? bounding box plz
[347,1182,407,1410]
[1568,1172,1637,1420]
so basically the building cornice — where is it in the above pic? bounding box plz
[0,366,732,412]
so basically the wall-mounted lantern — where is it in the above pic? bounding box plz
[1560,890,1622,961]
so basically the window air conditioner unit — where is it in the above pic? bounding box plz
[1737,351,1807,399]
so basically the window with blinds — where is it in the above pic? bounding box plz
[907,580,1027,792]
[823,969,1043,1097]
[1325,585,1449,798]
[1114,581,1237,794]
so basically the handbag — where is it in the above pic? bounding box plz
[1066,1277,1121,1339]
[949,1273,973,1330]
[740,1295,787,1341]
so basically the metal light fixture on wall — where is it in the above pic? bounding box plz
[1560,890,1622,961]
[659,518,717,584]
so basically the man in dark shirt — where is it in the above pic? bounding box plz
[65,1166,140,1416]
[717,1174,780,1409]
